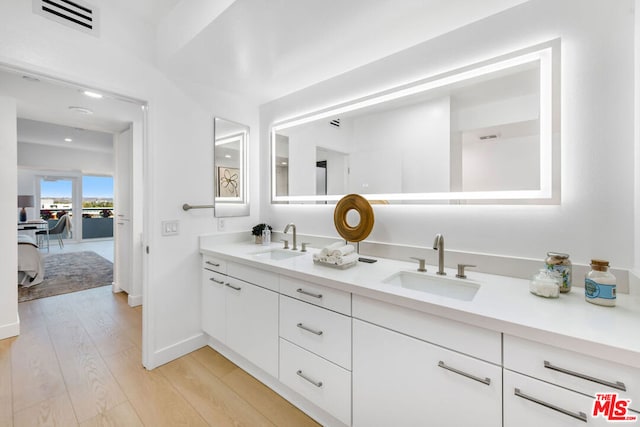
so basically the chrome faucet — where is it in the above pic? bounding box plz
[283,223,297,250]
[433,233,446,275]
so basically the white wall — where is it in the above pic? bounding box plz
[260,0,636,269]
[0,1,259,366]
[0,96,18,338]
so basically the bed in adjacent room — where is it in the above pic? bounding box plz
[18,234,44,287]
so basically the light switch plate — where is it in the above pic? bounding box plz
[162,220,179,236]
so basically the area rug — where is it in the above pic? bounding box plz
[18,251,113,303]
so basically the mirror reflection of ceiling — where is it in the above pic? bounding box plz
[160,0,529,103]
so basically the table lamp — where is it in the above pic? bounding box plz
[18,195,35,222]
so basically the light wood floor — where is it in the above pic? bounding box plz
[1,286,320,427]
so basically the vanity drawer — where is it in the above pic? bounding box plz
[202,255,227,274]
[280,275,351,315]
[352,294,501,364]
[227,262,279,292]
[280,295,352,370]
[279,338,351,426]
[504,335,639,411]
[504,370,611,427]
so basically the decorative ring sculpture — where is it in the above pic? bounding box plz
[334,194,374,242]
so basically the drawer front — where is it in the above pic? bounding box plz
[280,275,351,315]
[202,255,227,274]
[201,269,226,342]
[352,294,501,364]
[504,370,614,427]
[504,335,639,411]
[280,296,352,370]
[279,339,351,426]
[228,262,279,292]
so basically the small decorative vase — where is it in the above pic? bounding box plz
[255,235,263,244]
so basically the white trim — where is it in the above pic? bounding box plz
[146,333,208,370]
[0,316,20,340]
[207,338,347,427]
[127,294,142,307]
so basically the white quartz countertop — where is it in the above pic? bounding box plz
[200,240,640,368]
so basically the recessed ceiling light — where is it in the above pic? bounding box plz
[64,138,72,142]
[22,75,40,82]
[224,154,232,159]
[68,106,93,114]
[82,90,103,99]
[281,162,288,166]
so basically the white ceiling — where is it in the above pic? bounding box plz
[162,0,530,103]
[0,67,143,151]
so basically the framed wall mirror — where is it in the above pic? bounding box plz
[214,117,249,217]
[271,40,559,204]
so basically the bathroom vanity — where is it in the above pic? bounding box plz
[200,234,640,427]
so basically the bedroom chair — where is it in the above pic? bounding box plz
[37,214,71,249]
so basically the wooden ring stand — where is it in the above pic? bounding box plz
[334,194,374,242]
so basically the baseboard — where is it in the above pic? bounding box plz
[146,333,208,369]
[0,316,20,340]
[207,338,347,427]
[127,294,142,307]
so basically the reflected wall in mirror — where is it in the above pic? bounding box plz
[271,40,559,204]
[214,117,249,217]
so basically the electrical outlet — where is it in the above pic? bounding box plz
[218,218,225,231]
[162,220,179,236]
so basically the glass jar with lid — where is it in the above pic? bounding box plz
[585,259,616,307]
[545,252,572,293]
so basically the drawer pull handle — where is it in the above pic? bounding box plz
[296,288,323,299]
[209,277,224,285]
[225,283,241,291]
[297,323,323,336]
[544,360,627,391]
[206,261,221,267]
[437,361,491,386]
[514,388,587,422]
[296,370,323,387]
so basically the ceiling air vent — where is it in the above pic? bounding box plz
[329,119,341,128]
[32,0,99,36]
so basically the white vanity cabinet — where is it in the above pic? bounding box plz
[352,295,502,427]
[201,256,279,378]
[504,335,640,426]
[278,277,353,426]
[352,318,502,427]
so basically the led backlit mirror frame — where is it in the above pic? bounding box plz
[214,117,249,217]
[271,40,559,204]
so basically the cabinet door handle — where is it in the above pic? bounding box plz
[206,261,221,267]
[297,323,323,336]
[544,360,627,391]
[209,277,224,285]
[437,361,491,386]
[225,283,241,291]
[296,370,323,387]
[514,388,587,422]
[296,288,322,299]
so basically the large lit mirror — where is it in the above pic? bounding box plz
[214,117,249,217]
[271,41,559,204]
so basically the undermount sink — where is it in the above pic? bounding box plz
[383,271,480,301]
[252,249,305,261]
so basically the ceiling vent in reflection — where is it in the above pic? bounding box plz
[479,134,499,141]
[329,119,341,128]
[32,0,99,36]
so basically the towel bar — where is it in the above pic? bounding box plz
[182,203,215,211]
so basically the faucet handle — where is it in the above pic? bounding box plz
[281,239,289,249]
[456,264,476,279]
[300,242,310,252]
[409,257,427,272]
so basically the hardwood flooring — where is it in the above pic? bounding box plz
[1,286,320,427]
